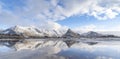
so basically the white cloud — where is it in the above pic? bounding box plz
[89,0,120,20]
[73,24,120,36]
[0,0,68,30]
[74,24,97,33]
[0,0,120,30]
[18,0,120,21]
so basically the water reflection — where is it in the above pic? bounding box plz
[0,46,14,52]
[0,40,120,59]
[58,42,120,59]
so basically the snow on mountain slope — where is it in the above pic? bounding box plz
[2,26,118,38]
[2,25,67,37]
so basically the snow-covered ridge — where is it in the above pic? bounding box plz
[0,25,119,38]
[2,25,67,38]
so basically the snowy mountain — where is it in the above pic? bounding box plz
[1,25,66,38]
[0,26,119,38]
[82,31,103,37]
[81,31,118,38]
[62,29,80,38]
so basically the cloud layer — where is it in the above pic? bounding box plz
[24,0,120,20]
[0,0,120,29]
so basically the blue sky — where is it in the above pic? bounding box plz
[0,0,120,31]
[58,15,120,29]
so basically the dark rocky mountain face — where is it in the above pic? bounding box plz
[62,29,80,38]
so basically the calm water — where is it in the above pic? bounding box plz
[0,40,120,59]
[58,41,120,59]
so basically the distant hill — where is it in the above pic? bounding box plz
[81,31,103,38]
[81,31,119,38]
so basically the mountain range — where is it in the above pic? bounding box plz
[0,25,119,38]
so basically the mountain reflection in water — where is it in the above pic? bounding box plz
[58,41,120,59]
[0,40,120,59]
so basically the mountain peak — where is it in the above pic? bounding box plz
[1,26,118,38]
[1,25,66,38]
[67,29,73,32]
[62,29,80,38]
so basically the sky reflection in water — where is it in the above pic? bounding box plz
[0,41,120,59]
[58,42,120,59]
